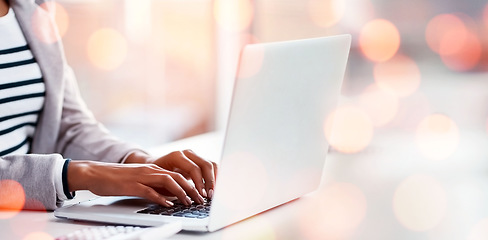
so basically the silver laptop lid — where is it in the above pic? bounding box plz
[208,35,351,231]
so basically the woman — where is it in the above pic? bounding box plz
[0,0,217,210]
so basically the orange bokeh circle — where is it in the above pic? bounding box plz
[373,54,421,98]
[324,106,374,153]
[425,14,467,55]
[440,31,482,72]
[86,28,128,71]
[416,114,459,160]
[0,180,26,219]
[393,175,447,232]
[359,19,401,62]
[23,232,54,240]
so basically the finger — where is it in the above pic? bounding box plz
[208,162,218,199]
[170,172,204,205]
[136,184,174,207]
[183,150,216,198]
[174,169,191,179]
[174,151,207,197]
[212,162,219,180]
[143,173,191,206]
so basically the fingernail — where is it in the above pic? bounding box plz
[165,200,174,207]
[185,196,192,205]
[208,189,214,199]
[198,194,205,204]
[202,188,208,198]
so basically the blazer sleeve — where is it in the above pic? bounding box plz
[54,65,143,163]
[0,154,65,210]
[0,66,143,211]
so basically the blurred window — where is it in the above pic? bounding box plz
[57,0,216,148]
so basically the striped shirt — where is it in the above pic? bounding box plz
[0,8,45,157]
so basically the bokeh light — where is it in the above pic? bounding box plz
[440,31,482,72]
[359,84,399,127]
[308,0,345,28]
[425,14,467,55]
[23,232,53,240]
[87,28,128,71]
[373,54,421,98]
[393,175,447,232]
[237,44,265,79]
[324,106,374,153]
[467,218,488,240]
[0,180,26,219]
[214,0,254,32]
[299,182,367,239]
[416,114,459,160]
[359,19,401,62]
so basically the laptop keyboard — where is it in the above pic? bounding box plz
[136,199,211,219]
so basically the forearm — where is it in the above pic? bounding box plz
[68,150,154,192]
[67,150,154,192]
[68,160,136,192]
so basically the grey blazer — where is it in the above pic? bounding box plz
[0,0,141,210]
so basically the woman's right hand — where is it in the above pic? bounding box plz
[67,161,205,207]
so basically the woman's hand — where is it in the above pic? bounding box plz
[124,150,218,199]
[67,160,206,207]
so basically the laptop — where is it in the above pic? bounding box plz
[54,34,352,232]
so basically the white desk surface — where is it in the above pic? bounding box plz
[2,130,488,240]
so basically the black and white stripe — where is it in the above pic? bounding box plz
[0,9,45,157]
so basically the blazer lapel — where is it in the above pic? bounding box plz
[10,0,64,153]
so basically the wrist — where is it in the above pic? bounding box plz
[124,151,154,164]
[67,161,92,191]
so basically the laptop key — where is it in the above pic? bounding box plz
[137,199,212,219]
[136,209,152,214]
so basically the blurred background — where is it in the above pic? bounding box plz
[43,0,488,239]
[49,0,488,148]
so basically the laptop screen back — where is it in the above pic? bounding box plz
[208,35,352,232]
